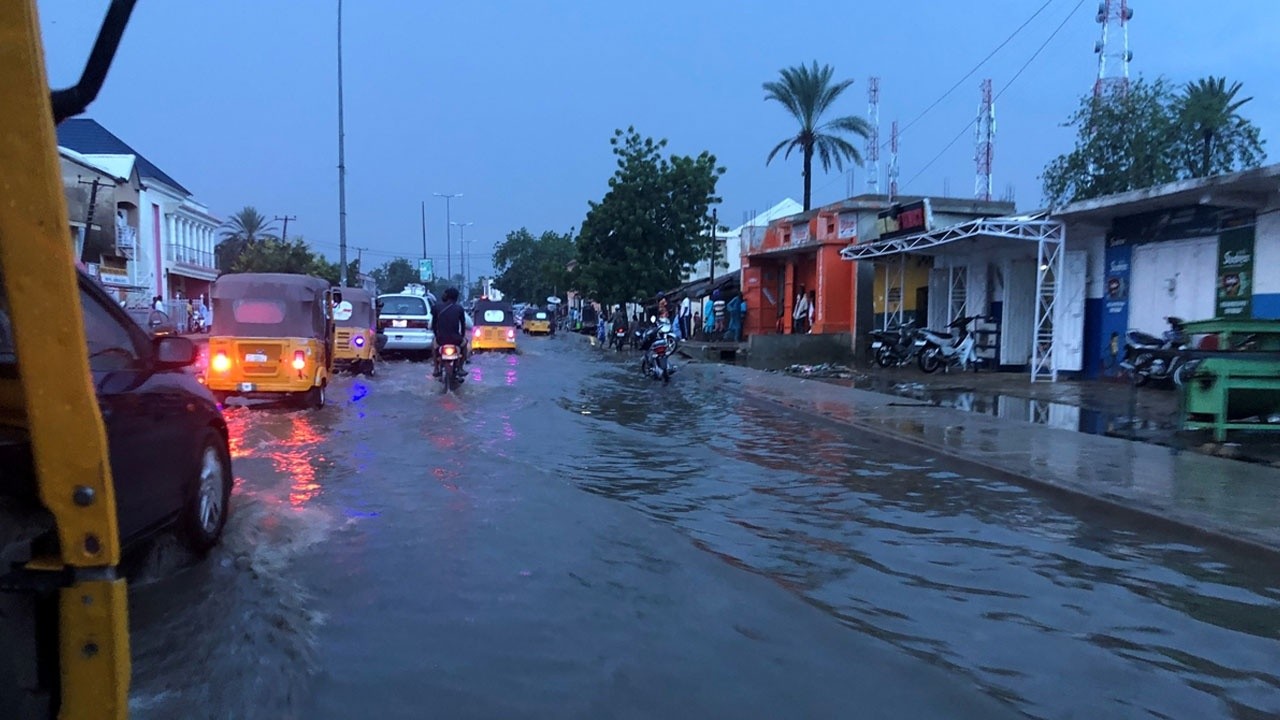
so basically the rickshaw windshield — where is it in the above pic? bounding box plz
[334,288,376,328]
[474,302,515,326]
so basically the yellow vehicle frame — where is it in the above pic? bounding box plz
[1,2,134,717]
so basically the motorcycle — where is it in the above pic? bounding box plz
[915,315,987,374]
[638,319,675,383]
[611,324,629,352]
[869,323,919,368]
[437,344,465,394]
[1122,316,1188,387]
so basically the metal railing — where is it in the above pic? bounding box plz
[166,244,215,269]
[115,222,136,258]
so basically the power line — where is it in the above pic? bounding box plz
[901,0,1087,192]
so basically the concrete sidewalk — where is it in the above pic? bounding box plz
[708,363,1280,555]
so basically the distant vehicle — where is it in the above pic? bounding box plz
[126,307,178,337]
[378,292,435,358]
[522,308,551,335]
[471,299,518,352]
[333,286,379,375]
[2,271,232,553]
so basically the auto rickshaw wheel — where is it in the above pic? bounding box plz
[301,383,325,409]
[361,359,376,376]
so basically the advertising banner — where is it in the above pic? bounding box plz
[418,258,434,282]
[1215,226,1254,318]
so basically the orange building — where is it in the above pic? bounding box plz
[741,206,857,337]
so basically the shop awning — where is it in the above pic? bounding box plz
[839,214,1062,261]
[657,273,737,302]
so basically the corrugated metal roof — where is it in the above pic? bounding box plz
[55,118,191,195]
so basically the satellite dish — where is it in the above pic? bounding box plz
[547,296,562,305]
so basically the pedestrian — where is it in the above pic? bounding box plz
[185,298,197,332]
[806,289,817,334]
[702,295,714,339]
[713,292,727,334]
[200,297,212,333]
[679,296,692,340]
[792,285,809,334]
[739,296,748,341]
[152,294,164,312]
[657,293,669,321]
[725,293,743,342]
[596,309,608,346]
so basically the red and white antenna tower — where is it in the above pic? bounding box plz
[975,79,994,201]
[888,120,900,202]
[1093,0,1133,98]
[865,77,880,194]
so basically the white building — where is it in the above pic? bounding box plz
[57,119,219,307]
[686,198,803,282]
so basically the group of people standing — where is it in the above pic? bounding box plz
[791,284,816,335]
[699,290,745,343]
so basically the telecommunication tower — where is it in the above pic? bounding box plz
[1094,0,1133,98]
[975,79,994,202]
[865,77,880,194]
[888,120,900,202]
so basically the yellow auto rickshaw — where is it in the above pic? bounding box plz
[333,286,378,375]
[522,307,552,335]
[205,273,336,408]
[472,299,518,352]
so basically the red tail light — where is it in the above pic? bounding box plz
[211,352,231,373]
[473,327,482,338]
[441,345,458,358]
[506,328,515,340]
[292,350,306,370]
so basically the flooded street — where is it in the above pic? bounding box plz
[127,336,1280,720]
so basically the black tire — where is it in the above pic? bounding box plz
[874,345,896,368]
[1172,362,1191,388]
[179,429,233,555]
[363,359,376,376]
[658,356,670,384]
[211,391,230,406]
[303,383,326,409]
[918,347,941,374]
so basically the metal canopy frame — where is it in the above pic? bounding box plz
[840,216,1066,382]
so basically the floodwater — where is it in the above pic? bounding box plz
[121,337,1279,719]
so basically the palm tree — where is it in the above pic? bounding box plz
[1179,77,1253,178]
[764,62,870,211]
[216,206,278,273]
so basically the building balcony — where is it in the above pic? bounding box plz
[166,244,216,270]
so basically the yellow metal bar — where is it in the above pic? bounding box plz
[0,1,130,717]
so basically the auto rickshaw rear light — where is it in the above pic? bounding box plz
[353,335,366,348]
[292,351,306,370]
[212,352,231,372]
[506,328,515,340]
[473,327,482,338]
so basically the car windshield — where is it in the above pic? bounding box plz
[380,296,428,316]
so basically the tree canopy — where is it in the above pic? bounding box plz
[575,127,724,304]
[370,258,418,295]
[1042,76,1266,207]
[230,235,357,287]
[491,228,576,303]
[764,62,869,211]
[216,206,277,273]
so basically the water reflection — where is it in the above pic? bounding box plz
[559,363,1280,720]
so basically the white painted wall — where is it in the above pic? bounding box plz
[1253,209,1280,295]
[1066,224,1107,299]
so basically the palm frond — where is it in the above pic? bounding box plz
[766,137,798,166]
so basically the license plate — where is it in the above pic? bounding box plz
[245,353,268,363]
[871,341,883,348]
[238,382,255,392]
[913,340,926,346]
[392,319,407,328]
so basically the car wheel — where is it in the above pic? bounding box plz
[180,430,232,555]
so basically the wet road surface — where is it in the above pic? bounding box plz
[127,337,1280,719]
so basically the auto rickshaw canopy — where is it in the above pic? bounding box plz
[473,300,516,326]
[210,273,331,338]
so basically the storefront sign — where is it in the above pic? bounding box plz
[876,199,932,240]
[837,213,858,240]
[1215,226,1254,318]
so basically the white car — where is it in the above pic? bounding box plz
[378,293,435,357]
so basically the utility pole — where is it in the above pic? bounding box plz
[336,0,349,286]
[76,177,104,259]
[451,221,474,295]
[420,201,427,264]
[709,207,718,284]
[434,192,461,280]
[274,215,297,243]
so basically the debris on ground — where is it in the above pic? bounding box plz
[782,363,856,379]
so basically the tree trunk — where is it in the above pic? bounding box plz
[1201,130,1213,178]
[802,143,813,211]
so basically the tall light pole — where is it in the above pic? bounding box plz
[420,200,427,276]
[336,0,349,286]
[433,193,461,280]
[451,221,474,295]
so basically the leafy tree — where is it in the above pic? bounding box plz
[314,257,362,288]
[1042,78,1182,207]
[1176,77,1265,178]
[231,236,319,275]
[491,227,576,303]
[369,257,418,294]
[216,206,278,273]
[764,62,870,211]
[575,128,724,305]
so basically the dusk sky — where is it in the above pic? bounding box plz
[37,1,1279,280]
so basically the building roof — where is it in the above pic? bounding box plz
[1053,162,1280,224]
[58,146,127,182]
[732,198,804,234]
[55,118,191,195]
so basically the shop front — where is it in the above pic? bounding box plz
[741,209,855,338]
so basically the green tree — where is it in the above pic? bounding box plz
[575,127,724,304]
[1042,78,1183,207]
[1177,77,1265,178]
[492,227,576,303]
[216,206,278,273]
[370,257,418,294]
[764,62,870,211]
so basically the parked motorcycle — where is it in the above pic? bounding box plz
[638,319,675,383]
[1121,316,1187,387]
[869,323,920,368]
[437,344,465,394]
[915,315,987,373]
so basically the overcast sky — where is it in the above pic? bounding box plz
[38,0,1279,279]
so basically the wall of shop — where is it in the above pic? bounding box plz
[1253,210,1280,318]
[870,255,933,328]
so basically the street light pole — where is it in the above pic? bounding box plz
[451,221,474,296]
[434,193,461,281]
[420,200,427,271]
[336,0,349,286]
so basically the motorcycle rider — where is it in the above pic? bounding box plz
[432,287,467,379]
[610,304,629,349]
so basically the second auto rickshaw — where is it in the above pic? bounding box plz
[522,307,552,335]
[333,286,378,375]
[205,273,337,408]
[472,299,518,352]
